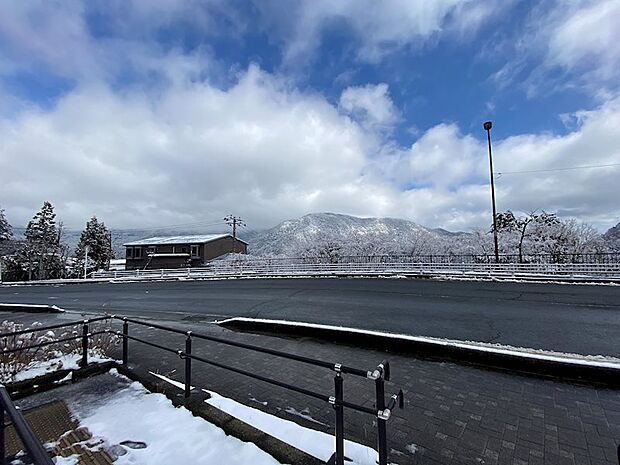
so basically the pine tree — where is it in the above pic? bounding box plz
[20,201,64,280]
[75,216,114,273]
[0,207,12,242]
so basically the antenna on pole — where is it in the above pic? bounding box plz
[223,215,246,253]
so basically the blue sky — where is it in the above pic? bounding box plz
[1,0,619,231]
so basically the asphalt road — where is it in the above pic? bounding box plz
[1,278,619,357]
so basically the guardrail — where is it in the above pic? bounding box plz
[1,316,405,465]
[0,386,54,465]
[91,259,620,281]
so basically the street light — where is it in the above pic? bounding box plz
[484,121,500,263]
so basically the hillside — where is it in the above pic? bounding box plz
[10,213,478,258]
[242,212,475,257]
[603,221,620,251]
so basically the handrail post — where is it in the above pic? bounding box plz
[333,371,344,465]
[184,332,192,398]
[375,364,389,465]
[122,319,129,366]
[80,321,88,368]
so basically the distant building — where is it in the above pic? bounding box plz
[124,234,248,270]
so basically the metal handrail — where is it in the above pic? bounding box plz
[0,316,404,465]
[115,317,401,465]
[0,386,54,465]
[117,316,371,378]
[0,316,110,339]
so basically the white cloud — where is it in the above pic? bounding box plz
[0,1,97,80]
[490,0,620,96]
[0,0,234,86]
[1,63,619,233]
[0,65,373,229]
[0,1,619,234]
[546,0,620,83]
[254,0,498,64]
[339,83,398,130]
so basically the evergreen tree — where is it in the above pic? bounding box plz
[20,201,64,280]
[0,207,12,242]
[75,216,114,273]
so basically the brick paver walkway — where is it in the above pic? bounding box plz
[118,319,620,465]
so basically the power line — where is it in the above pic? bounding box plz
[111,220,227,232]
[496,162,620,176]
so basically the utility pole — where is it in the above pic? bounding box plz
[84,245,90,279]
[484,121,500,263]
[108,231,112,270]
[223,215,246,254]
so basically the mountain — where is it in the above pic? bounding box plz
[10,212,481,259]
[242,212,475,257]
[603,222,620,251]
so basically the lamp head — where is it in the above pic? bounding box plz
[483,121,493,131]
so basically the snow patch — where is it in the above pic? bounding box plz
[149,372,380,465]
[52,455,79,465]
[13,352,112,382]
[283,407,327,426]
[0,302,65,312]
[405,443,418,454]
[71,379,282,465]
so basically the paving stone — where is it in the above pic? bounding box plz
[113,321,620,465]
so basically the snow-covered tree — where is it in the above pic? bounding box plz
[0,207,12,242]
[19,202,66,280]
[75,216,114,273]
[494,210,605,262]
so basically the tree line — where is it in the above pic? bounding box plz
[300,211,610,262]
[0,202,114,281]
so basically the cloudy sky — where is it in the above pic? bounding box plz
[1,0,619,232]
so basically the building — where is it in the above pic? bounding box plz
[124,234,248,270]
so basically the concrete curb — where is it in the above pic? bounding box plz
[0,303,65,313]
[5,361,117,399]
[218,317,620,388]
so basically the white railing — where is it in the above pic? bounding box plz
[91,259,620,281]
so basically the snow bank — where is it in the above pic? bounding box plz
[217,317,620,369]
[72,375,282,465]
[150,372,380,465]
[0,302,65,312]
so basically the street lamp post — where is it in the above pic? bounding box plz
[484,121,500,263]
[84,245,90,279]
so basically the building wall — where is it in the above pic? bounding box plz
[202,237,247,260]
[125,237,247,270]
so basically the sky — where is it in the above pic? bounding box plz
[0,0,619,233]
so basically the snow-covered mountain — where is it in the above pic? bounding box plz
[242,212,474,257]
[603,221,620,251]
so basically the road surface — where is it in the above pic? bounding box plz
[1,278,619,356]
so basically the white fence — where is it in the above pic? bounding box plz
[91,258,620,281]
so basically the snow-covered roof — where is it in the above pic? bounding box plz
[124,234,248,246]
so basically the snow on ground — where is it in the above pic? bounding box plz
[217,317,620,369]
[405,443,418,454]
[11,352,112,382]
[150,372,381,465]
[0,302,65,312]
[70,370,283,465]
[52,456,79,465]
